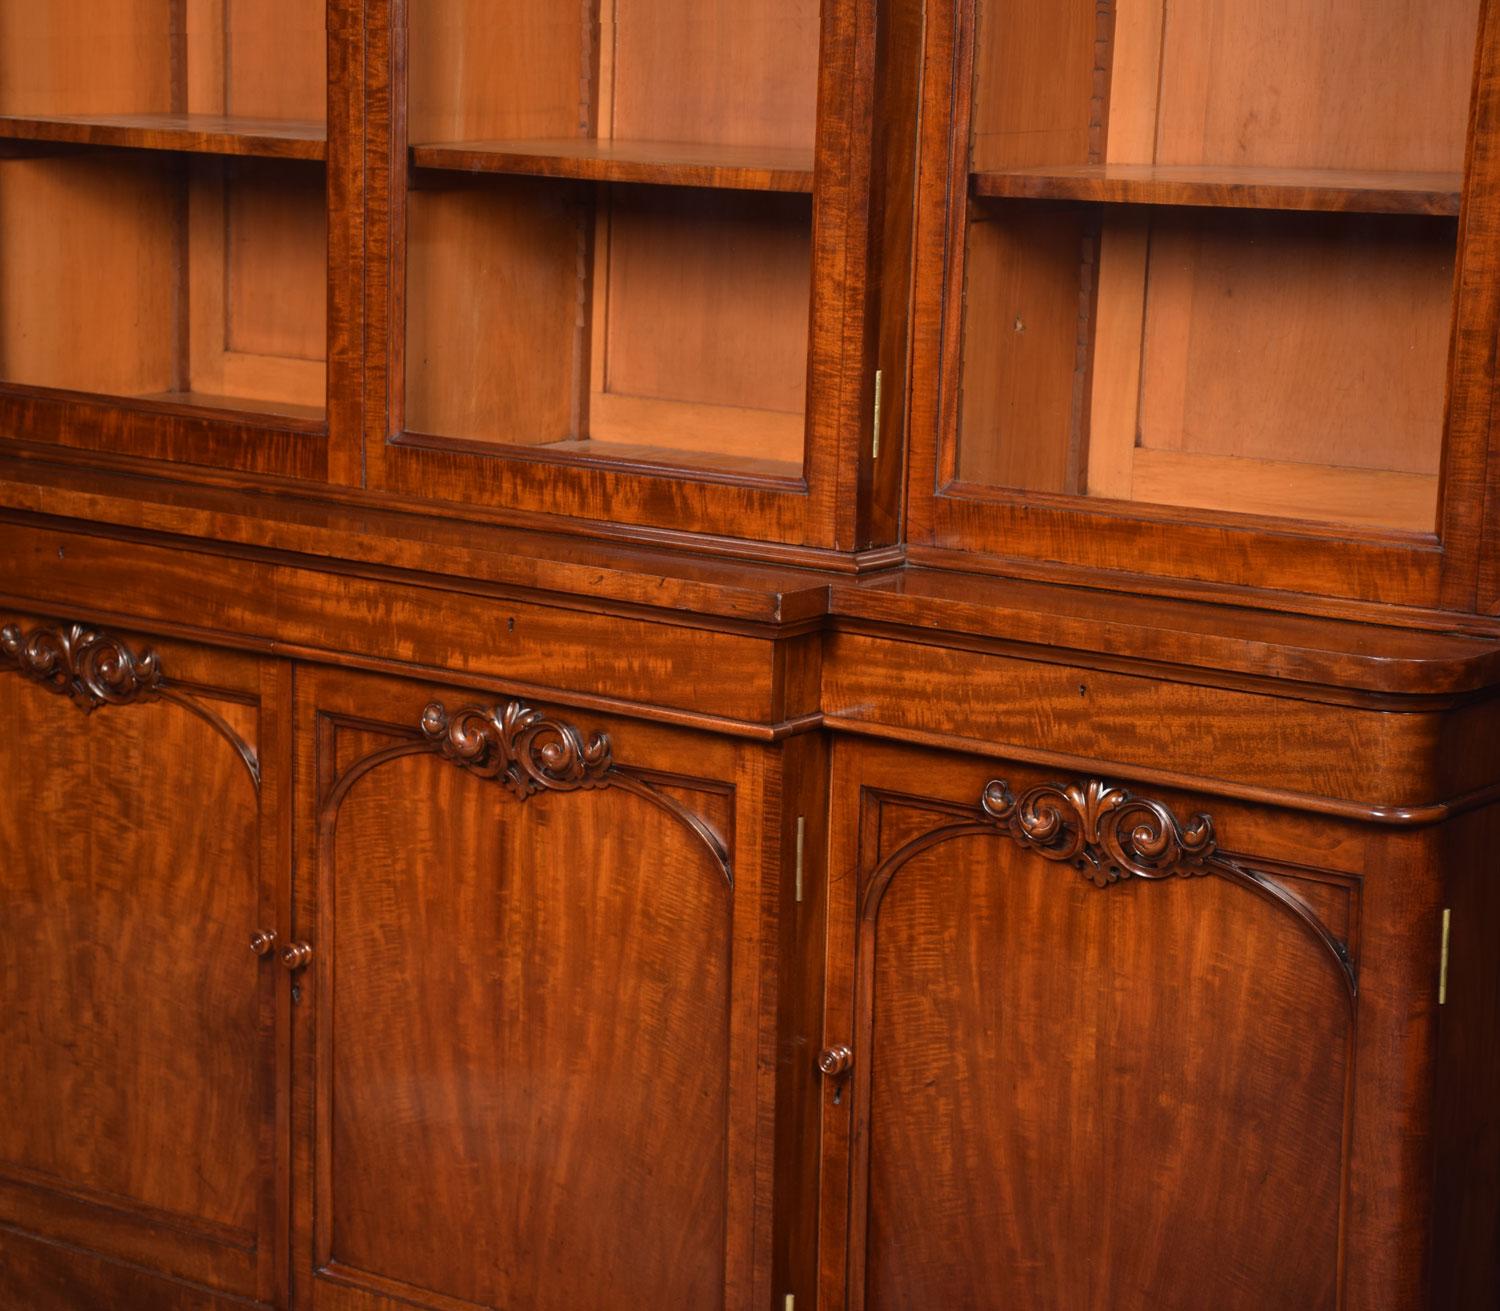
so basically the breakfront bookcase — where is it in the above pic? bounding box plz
[1,1,1500,1309]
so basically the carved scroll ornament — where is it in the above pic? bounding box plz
[419,701,613,799]
[980,778,1217,887]
[325,699,733,887]
[1,621,163,710]
[0,619,261,786]
[865,776,1357,1005]
[987,778,1355,999]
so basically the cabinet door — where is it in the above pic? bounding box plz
[292,667,780,1310]
[0,0,362,486]
[361,0,918,552]
[818,740,1364,1310]
[0,617,288,1307]
[905,0,1500,610]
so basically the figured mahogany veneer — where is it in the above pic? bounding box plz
[0,617,280,1303]
[4,0,1500,1306]
[3,491,1500,1309]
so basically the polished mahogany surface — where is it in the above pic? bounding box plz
[1,0,1499,1307]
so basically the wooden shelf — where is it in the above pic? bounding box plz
[1123,449,1438,534]
[136,390,327,424]
[0,113,327,161]
[535,436,802,483]
[971,164,1462,216]
[411,137,815,193]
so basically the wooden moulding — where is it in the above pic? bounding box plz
[817,628,1500,824]
[9,500,1500,835]
[9,485,1500,825]
[8,460,1500,694]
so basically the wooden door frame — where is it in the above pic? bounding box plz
[0,0,365,490]
[359,0,906,557]
[903,0,1500,614]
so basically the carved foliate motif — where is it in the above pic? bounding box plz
[405,698,731,885]
[957,776,1355,1001]
[0,618,261,786]
[981,778,1216,887]
[0,621,164,711]
[420,700,615,800]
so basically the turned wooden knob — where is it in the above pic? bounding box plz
[280,941,314,972]
[818,1045,854,1078]
[250,929,278,957]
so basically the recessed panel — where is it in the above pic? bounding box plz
[860,832,1351,1310]
[326,751,732,1309]
[0,673,263,1283]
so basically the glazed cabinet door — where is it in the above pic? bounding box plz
[817,739,1394,1310]
[0,0,363,485]
[904,0,1500,609]
[361,0,919,553]
[0,615,289,1308]
[291,666,785,1310]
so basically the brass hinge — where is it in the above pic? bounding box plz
[871,369,885,460]
[1439,907,1452,1005]
[795,816,806,904]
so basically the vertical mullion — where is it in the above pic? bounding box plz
[325,0,371,487]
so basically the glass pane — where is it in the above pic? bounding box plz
[954,0,1480,534]
[404,2,820,482]
[0,1,329,419]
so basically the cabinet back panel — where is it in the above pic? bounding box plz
[861,833,1349,1310]
[225,163,328,362]
[216,0,327,122]
[605,0,820,149]
[0,156,179,397]
[409,1,819,149]
[326,755,731,1310]
[0,679,261,1237]
[959,206,1454,528]
[970,0,1480,172]
[0,1,173,116]
[1149,0,1479,171]
[1136,212,1452,474]
[970,0,1098,170]
[404,179,585,446]
[407,5,586,143]
[599,188,812,417]
[0,0,325,120]
[957,206,1090,491]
